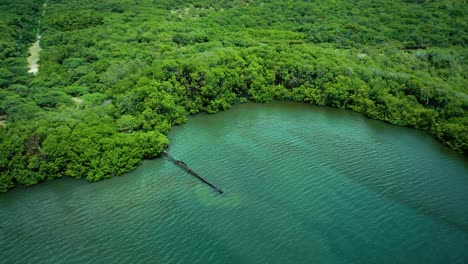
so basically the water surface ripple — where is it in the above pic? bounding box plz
[1,102,467,264]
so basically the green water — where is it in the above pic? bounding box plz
[1,102,467,264]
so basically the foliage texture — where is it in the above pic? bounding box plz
[0,0,467,191]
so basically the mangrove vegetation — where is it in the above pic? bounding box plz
[0,0,467,192]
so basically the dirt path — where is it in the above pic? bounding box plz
[72,97,83,109]
[27,35,42,74]
[27,2,47,75]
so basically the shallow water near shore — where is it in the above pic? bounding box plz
[1,102,467,263]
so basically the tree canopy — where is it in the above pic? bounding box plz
[0,0,466,192]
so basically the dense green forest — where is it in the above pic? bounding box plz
[0,0,466,192]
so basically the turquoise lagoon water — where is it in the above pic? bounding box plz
[1,102,467,263]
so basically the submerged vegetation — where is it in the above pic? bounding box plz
[0,0,466,192]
